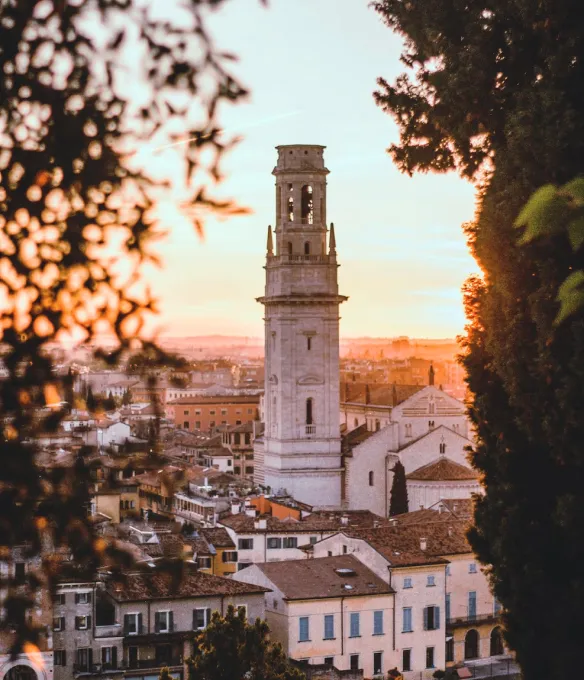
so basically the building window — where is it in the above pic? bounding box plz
[238,538,253,550]
[210,420,215,427]
[307,336,312,350]
[446,637,454,662]
[210,410,216,416]
[287,196,294,222]
[283,536,298,549]
[75,592,92,605]
[248,408,253,414]
[195,421,201,429]
[423,606,440,631]
[427,575,436,587]
[342,544,348,554]
[55,593,66,605]
[375,419,380,431]
[324,657,334,666]
[183,410,189,416]
[53,616,66,631]
[123,613,142,635]
[465,629,480,659]
[197,556,212,569]
[75,648,92,672]
[301,185,313,224]
[54,650,67,666]
[368,470,374,486]
[75,615,91,630]
[402,649,412,672]
[428,420,435,429]
[304,241,310,255]
[373,651,383,676]
[299,616,310,642]
[221,409,227,416]
[183,421,189,429]
[373,610,384,635]
[354,418,359,427]
[468,591,477,620]
[306,398,313,425]
[426,646,435,669]
[446,593,451,621]
[101,646,117,669]
[195,409,201,415]
[309,536,317,544]
[403,577,412,589]
[439,442,446,454]
[405,423,412,437]
[429,402,435,414]
[350,655,360,671]
[193,608,212,630]
[267,537,282,549]
[469,562,477,573]
[490,626,505,656]
[402,607,413,632]
[349,612,360,637]
[324,614,334,639]
[222,551,238,563]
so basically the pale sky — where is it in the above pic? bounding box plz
[142,0,478,339]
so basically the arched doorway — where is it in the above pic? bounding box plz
[5,666,38,680]
[490,626,504,656]
[464,629,480,659]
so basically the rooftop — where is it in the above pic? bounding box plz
[406,457,479,482]
[107,568,269,602]
[253,555,393,600]
[219,513,338,534]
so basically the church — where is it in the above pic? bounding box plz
[254,145,479,513]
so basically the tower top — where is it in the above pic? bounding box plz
[273,144,329,174]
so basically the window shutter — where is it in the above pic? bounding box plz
[87,592,92,604]
[137,613,143,634]
[87,615,92,630]
[205,609,211,627]
[435,607,440,630]
[154,612,160,633]
[423,607,429,630]
[60,617,66,631]
[169,611,174,632]
[112,646,117,669]
[123,614,130,633]
[192,610,197,629]
[88,649,93,670]
[222,552,228,563]
[75,593,79,604]
[75,616,80,630]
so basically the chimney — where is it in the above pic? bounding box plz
[341,516,349,526]
[420,537,427,551]
[254,518,267,530]
[448,526,453,537]
[245,508,257,518]
[231,501,241,515]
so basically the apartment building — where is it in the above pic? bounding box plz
[169,395,259,432]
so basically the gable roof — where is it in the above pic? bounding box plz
[254,555,393,600]
[406,457,478,482]
[397,424,473,453]
[341,383,424,407]
[107,568,269,601]
[219,514,338,534]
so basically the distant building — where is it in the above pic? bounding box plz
[169,395,260,432]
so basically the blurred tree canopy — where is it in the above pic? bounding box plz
[0,0,259,653]
[373,1,584,678]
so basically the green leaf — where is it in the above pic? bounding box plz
[567,215,584,250]
[554,270,584,325]
[514,185,564,244]
[561,177,584,206]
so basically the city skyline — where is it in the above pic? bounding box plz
[141,0,478,340]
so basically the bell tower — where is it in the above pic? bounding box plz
[254,145,347,507]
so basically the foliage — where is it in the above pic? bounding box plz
[104,392,117,411]
[86,385,96,412]
[389,460,408,516]
[159,668,174,680]
[373,1,584,678]
[122,388,132,405]
[186,605,305,680]
[515,178,584,323]
[0,0,257,653]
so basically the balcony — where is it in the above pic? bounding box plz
[124,659,182,671]
[447,612,501,628]
[73,663,121,675]
[95,623,123,638]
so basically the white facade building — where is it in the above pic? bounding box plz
[255,145,347,507]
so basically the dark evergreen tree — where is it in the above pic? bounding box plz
[372,2,584,678]
[389,461,408,516]
[86,386,96,413]
[104,392,117,412]
[122,388,132,406]
[186,605,305,680]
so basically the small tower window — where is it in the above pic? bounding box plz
[304,242,310,255]
[301,185,313,224]
[287,196,294,222]
[287,242,293,255]
[306,398,313,425]
[439,442,446,454]
[307,337,312,350]
[368,471,374,487]
[429,402,435,414]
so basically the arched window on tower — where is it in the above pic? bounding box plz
[301,185,313,224]
[439,442,447,454]
[287,195,294,222]
[306,398,313,425]
[287,241,293,255]
[368,471,374,486]
[276,186,281,225]
[304,242,310,255]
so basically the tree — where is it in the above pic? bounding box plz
[186,605,305,680]
[159,668,174,680]
[86,386,97,413]
[389,461,408,516]
[0,0,256,651]
[372,2,584,678]
[122,388,132,406]
[104,392,117,412]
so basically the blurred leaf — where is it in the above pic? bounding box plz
[515,185,564,243]
[561,177,584,205]
[567,215,584,250]
[555,271,584,325]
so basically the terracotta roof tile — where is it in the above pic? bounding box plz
[406,457,478,481]
[107,569,269,601]
[219,514,338,534]
[253,555,394,600]
[200,527,235,549]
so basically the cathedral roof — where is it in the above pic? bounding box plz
[341,383,424,407]
[406,457,479,482]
